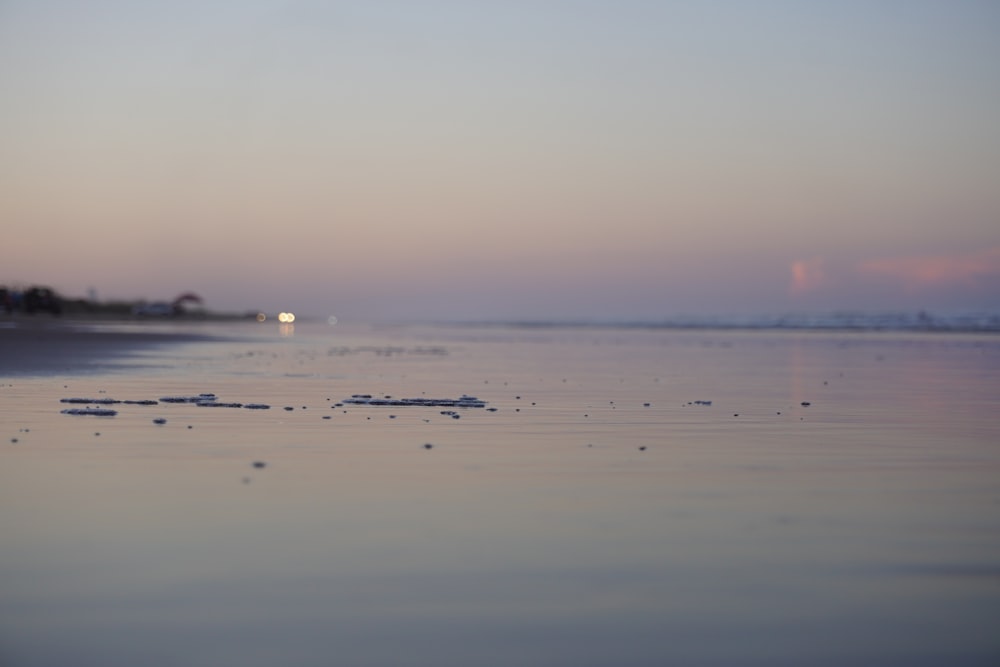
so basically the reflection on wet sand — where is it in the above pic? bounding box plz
[2,323,999,666]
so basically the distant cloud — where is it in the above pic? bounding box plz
[789,257,827,295]
[859,247,1000,288]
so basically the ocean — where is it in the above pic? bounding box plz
[2,319,999,666]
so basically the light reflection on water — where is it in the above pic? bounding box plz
[1,324,999,666]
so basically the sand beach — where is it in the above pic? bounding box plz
[0,320,231,376]
[2,319,999,666]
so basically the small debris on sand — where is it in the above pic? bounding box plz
[343,395,486,408]
[153,418,167,425]
[160,394,217,403]
[61,408,118,416]
[252,461,267,469]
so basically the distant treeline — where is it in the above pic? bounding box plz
[1,285,254,320]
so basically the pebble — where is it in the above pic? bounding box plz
[153,418,167,425]
[252,461,266,469]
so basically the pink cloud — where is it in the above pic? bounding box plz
[859,247,1000,287]
[789,257,827,295]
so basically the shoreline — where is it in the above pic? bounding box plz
[0,319,229,376]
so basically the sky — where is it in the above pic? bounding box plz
[2,0,998,322]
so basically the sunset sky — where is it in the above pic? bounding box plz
[2,1,998,322]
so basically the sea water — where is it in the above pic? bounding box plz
[1,321,999,666]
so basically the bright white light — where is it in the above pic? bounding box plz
[278,312,296,323]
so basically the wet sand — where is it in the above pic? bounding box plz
[0,320,229,376]
[2,322,999,666]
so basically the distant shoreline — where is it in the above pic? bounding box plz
[436,313,1000,334]
[0,321,232,376]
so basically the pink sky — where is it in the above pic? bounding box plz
[859,248,1000,289]
[2,1,998,321]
